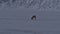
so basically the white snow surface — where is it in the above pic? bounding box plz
[0,0,60,9]
[0,0,60,34]
[0,7,60,34]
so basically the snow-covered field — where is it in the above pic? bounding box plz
[0,0,60,34]
[0,8,60,34]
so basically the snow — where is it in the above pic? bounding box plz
[0,0,60,34]
[0,0,60,9]
[0,7,60,34]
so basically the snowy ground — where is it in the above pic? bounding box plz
[0,0,60,34]
[0,7,60,34]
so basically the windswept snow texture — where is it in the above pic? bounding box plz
[0,7,60,34]
[0,0,60,9]
[0,0,60,34]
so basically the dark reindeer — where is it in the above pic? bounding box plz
[31,15,36,20]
